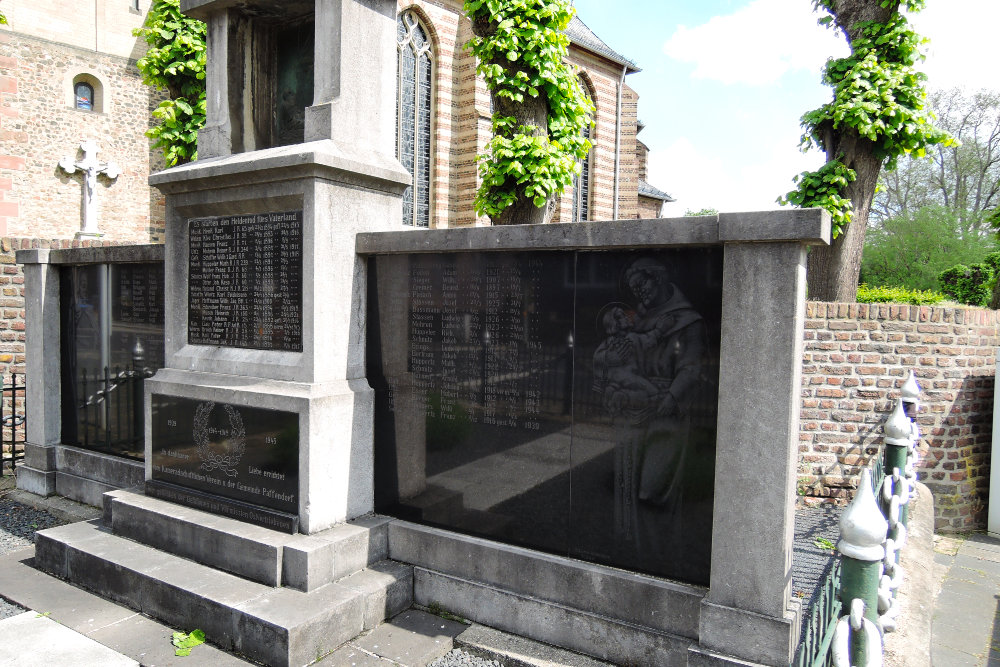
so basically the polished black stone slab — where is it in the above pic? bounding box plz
[145,480,299,533]
[188,210,303,352]
[368,249,722,585]
[150,395,299,520]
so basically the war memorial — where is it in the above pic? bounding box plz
[14,0,834,664]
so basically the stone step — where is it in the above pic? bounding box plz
[34,520,413,667]
[102,489,389,591]
[455,624,615,667]
[413,567,690,666]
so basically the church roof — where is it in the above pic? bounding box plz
[638,179,675,203]
[566,16,640,73]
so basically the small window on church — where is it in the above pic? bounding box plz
[75,82,95,111]
[131,0,140,10]
[72,74,103,113]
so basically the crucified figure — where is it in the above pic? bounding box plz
[58,140,120,236]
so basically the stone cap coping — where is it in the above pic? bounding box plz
[180,0,313,21]
[356,208,830,254]
[16,244,164,266]
[149,139,410,195]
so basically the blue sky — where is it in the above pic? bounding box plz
[571,0,999,214]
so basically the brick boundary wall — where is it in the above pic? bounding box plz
[799,301,998,533]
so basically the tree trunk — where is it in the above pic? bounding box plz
[808,131,884,301]
[471,14,555,226]
[807,0,898,301]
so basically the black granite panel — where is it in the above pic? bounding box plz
[368,249,722,585]
[188,211,303,352]
[150,395,299,517]
[146,480,298,533]
[60,263,165,460]
[567,250,721,585]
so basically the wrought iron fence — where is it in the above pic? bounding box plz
[1,373,25,474]
[793,370,919,667]
[71,360,153,459]
[794,557,843,667]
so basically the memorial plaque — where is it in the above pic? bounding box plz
[369,249,722,585]
[188,210,303,352]
[150,394,299,532]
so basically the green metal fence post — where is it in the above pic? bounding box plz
[883,398,911,529]
[838,467,888,666]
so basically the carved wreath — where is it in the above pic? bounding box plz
[193,402,246,478]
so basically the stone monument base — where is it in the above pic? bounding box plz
[33,489,412,667]
[146,368,376,534]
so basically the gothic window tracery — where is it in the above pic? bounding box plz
[396,10,434,228]
[573,80,594,222]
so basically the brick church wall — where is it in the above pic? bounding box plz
[0,31,166,243]
[798,301,998,533]
[399,0,641,228]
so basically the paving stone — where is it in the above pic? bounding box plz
[0,611,139,667]
[0,549,138,635]
[456,624,614,667]
[318,643,397,666]
[86,613,253,667]
[932,643,988,667]
[352,609,466,666]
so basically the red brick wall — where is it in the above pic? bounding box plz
[799,301,998,533]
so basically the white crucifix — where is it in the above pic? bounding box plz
[58,140,120,236]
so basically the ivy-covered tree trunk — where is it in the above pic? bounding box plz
[783,0,951,302]
[464,0,593,226]
[807,0,894,301]
[470,13,554,225]
[808,130,884,301]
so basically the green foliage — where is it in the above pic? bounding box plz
[856,284,946,305]
[938,263,993,307]
[874,89,1000,236]
[464,0,594,220]
[779,159,855,232]
[861,205,995,291]
[684,207,719,216]
[171,629,206,657]
[134,0,206,166]
[781,2,952,238]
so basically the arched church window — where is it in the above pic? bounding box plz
[75,82,95,111]
[573,82,594,222]
[396,10,434,228]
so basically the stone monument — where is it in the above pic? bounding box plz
[145,0,410,534]
[32,1,415,665]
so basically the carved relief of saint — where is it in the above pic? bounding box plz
[592,257,712,549]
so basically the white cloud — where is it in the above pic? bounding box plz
[662,0,847,86]
[910,0,1000,91]
[649,137,825,215]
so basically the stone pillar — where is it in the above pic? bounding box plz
[196,11,236,159]
[306,0,398,153]
[16,251,60,496]
[150,0,409,535]
[689,210,830,666]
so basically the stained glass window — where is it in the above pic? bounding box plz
[573,125,592,221]
[396,11,433,227]
[573,82,593,222]
[75,82,94,111]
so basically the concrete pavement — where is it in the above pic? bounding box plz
[932,534,1000,667]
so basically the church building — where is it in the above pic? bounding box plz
[0,0,672,242]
